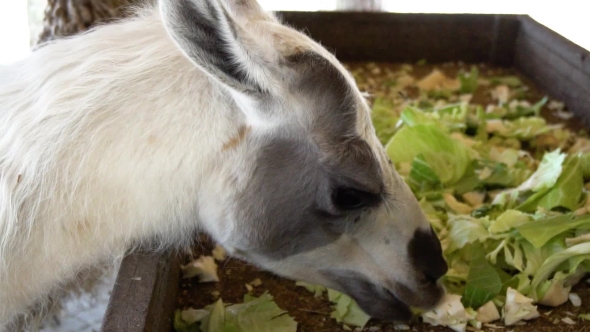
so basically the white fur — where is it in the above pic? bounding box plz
[0,6,244,328]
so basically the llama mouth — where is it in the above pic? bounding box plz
[357,286,414,322]
[321,270,416,322]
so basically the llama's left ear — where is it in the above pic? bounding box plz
[159,0,277,95]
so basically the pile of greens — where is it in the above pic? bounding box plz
[370,65,590,329]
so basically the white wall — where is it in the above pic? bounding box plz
[0,0,588,65]
[0,0,31,65]
[381,0,588,53]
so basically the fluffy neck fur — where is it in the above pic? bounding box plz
[0,7,248,326]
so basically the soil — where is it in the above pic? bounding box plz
[175,62,590,332]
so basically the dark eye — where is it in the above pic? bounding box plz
[333,188,371,210]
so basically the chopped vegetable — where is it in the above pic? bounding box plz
[489,76,523,88]
[366,64,590,329]
[249,278,262,287]
[422,294,475,332]
[461,243,502,310]
[475,301,501,323]
[562,317,576,325]
[297,283,370,328]
[393,324,411,330]
[181,256,219,282]
[295,281,326,298]
[174,292,297,332]
[502,288,540,326]
[568,292,582,307]
[386,124,473,185]
[458,67,479,94]
[328,289,371,328]
[174,310,203,332]
[416,69,460,92]
[515,149,565,192]
[212,244,227,261]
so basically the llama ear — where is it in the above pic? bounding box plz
[159,0,276,95]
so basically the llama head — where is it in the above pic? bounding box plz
[159,0,447,321]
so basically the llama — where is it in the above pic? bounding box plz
[0,0,448,329]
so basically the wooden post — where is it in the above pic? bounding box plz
[336,0,382,11]
[37,0,137,45]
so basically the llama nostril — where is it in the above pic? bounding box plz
[423,273,437,285]
[423,259,448,283]
[408,226,448,283]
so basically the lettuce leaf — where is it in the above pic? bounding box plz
[400,104,468,131]
[447,215,490,250]
[504,97,547,120]
[386,124,472,185]
[297,284,371,328]
[580,153,590,179]
[516,149,565,193]
[489,76,523,88]
[458,67,479,94]
[371,97,400,145]
[174,310,203,332]
[516,213,590,248]
[462,243,502,309]
[518,155,584,212]
[189,293,297,332]
[530,242,590,300]
[488,210,532,235]
[295,281,326,298]
[408,153,442,192]
[486,117,551,140]
[328,290,371,328]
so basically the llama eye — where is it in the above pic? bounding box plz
[333,188,369,210]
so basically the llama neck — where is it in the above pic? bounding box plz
[0,9,248,324]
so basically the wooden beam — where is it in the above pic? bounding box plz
[100,250,181,332]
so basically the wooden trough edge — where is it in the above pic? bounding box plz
[100,250,181,332]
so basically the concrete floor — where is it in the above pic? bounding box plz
[38,273,116,332]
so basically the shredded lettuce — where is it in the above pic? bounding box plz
[502,288,539,326]
[461,243,502,309]
[486,117,552,140]
[386,124,472,185]
[516,149,566,192]
[174,310,203,332]
[488,210,532,234]
[174,293,297,332]
[328,289,371,328]
[488,76,523,88]
[371,97,401,145]
[518,155,584,212]
[408,153,441,192]
[422,294,475,332]
[296,284,370,328]
[516,213,590,248]
[458,67,479,94]
[295,281,326,298]
[369,66,590,328]
[530,242,590,300]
